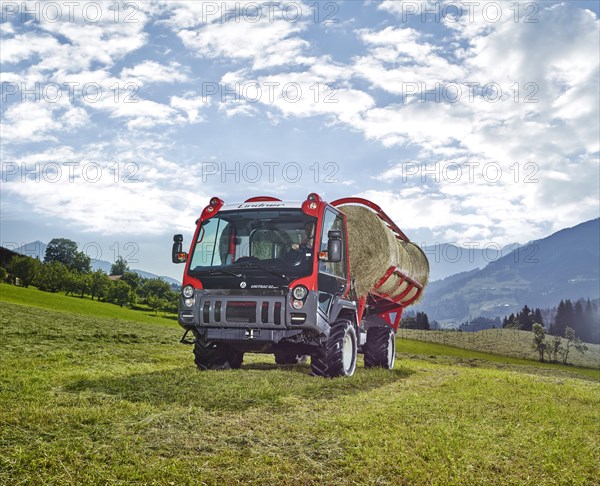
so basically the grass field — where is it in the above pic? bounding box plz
[1,287,599,484]
[0,282,177,326]
[398,328,600,370]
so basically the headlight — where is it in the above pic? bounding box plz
[292,285,308,300]
[182,285,194,298]
[184,298,194,307]
[292,299,304,310]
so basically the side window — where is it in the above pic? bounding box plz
[319,209,345,278]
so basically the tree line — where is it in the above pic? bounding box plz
[2,238,178,315]
[531,324,588,364]
[502,305,545,332]
[400,311,432,330]
[500,301,596,364]
[503,300,599,344]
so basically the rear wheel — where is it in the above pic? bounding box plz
[364,326,396,369]
[193,339,242,370]
[274,351,308,365]
[311,320,357,378]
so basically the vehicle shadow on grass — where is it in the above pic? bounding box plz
[65,365,414,412]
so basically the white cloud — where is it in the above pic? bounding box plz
[162,0,313,69]
[216,63,374,122]
[0,102,60,143]
[30,5,149,73]
[61,106,90,129]
[0,19,15,36]
[120,61,190,85]
[92,93,209,129]
[353,27,466,95]
[2,144,212,235]
[1,33,61,64]
[351,101,474,148]
[178,21,310,69]
[170,93,210,123]
[1,60,205,140]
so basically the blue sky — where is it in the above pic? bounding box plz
[1,0,599,280]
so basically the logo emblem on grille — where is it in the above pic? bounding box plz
[240,281,247,288]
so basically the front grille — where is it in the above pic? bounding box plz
[226,301,257,323]
[199,297,285,326]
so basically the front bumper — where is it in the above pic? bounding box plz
[178,290,328,340]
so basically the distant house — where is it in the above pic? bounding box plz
[108,275,122,281]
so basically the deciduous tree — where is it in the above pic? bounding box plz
[7,256,41,288]
[110,257,129,276]
[531,323,547,362]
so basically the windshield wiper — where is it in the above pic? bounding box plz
[191,268,245,279]
[235,262,288,280]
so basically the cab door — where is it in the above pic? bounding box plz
[317,208,348,317]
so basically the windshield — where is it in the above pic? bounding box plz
[189,209,317,279]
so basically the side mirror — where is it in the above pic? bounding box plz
[327,230,342,262]
[172,234,187,264]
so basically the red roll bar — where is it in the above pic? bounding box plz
[330,197,410,242]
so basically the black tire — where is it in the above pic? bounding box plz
[364,326,396,369]
[193,339,241,371]
[311,320,357,378]
[274,351,308,365]
[227,348,244,369]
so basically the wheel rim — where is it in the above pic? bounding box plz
[342,332,354,372]
[387,332,395,368]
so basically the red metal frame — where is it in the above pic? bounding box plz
[330,197,410,242]
[245,196,282,202]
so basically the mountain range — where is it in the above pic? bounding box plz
[13,241,180,287]
[424,242,520,281]
[414,218,600,325]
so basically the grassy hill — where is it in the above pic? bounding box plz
[0,282,177,326]
[1,288,599,484]
[398,328,600,372]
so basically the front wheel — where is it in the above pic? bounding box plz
[193,339,243,371]
[311,320,357,378]
[364,326,396,369]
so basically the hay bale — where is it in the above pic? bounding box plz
[340,205,395,297]
[377,242,411,296]
[339,204,429,301]
[400,241,430,288]
[400,241,430,304]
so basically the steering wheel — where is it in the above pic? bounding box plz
[283,249,303,267]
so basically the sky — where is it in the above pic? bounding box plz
[1,0,599,281]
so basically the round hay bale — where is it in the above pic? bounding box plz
[399,241,429,288]
[399,241,429,304]
[378,242,429,301]
[377,242,411,297]
[339,205,395,297]
[339,204,429,301]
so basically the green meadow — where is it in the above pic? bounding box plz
[1,285,598,484]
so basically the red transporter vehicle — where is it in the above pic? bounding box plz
[172,193,425,378]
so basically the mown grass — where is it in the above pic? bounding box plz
[398,328,600,371]
[0,282,176,326]
[397,336,600,380]
[1,297,599,485]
